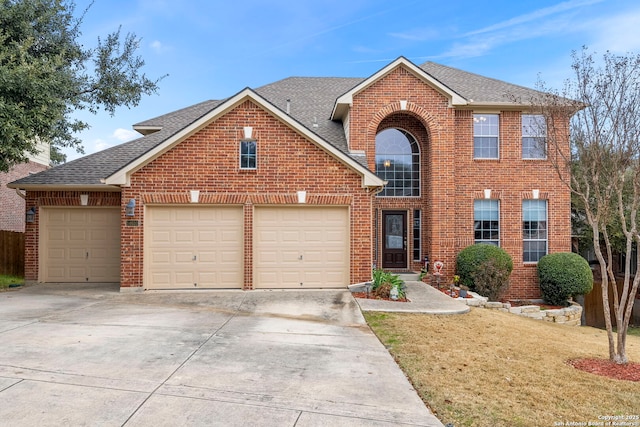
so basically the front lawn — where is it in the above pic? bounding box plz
[365,308,640,427]
[0,274,24,290]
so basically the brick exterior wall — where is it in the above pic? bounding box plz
[119,99,374,289]
[0,161,48,232]
[350,65,571,299]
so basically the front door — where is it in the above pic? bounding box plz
[382,211,407,269]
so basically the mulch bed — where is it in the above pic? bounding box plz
[567,358,640,382]
[508,300,565,310]
[351,292,409,302]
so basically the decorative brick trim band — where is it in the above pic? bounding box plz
[521,191,550,199]
[472,190,504,199]
[142,192,353,205]
[32,191,120,207]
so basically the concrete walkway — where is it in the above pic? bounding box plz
[352,280,471,315]
[0,283,444,426]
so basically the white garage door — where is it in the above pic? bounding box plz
[145,206,243,289]
[254,206,349,289]
[41,208,120,282]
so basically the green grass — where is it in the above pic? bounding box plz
[627,326,640,337]
[0,274,24,290]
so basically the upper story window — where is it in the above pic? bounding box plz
[523,199,548,263]
[474,199,500,246]
[375,128,420,197]
[473,114,499,159]
[522,114,547,159]
[240,139,257,169]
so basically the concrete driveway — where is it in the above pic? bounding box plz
[0,284,443,426]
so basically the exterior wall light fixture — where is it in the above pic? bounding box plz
[26,207,36,223]
[125,199,136,217]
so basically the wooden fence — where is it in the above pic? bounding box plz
[0,230,24,276]
[584,280,640,328]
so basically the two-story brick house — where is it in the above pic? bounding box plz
[8,57,571,299]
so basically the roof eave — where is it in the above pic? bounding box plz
[132,125,162,136]
[6,183,122,192]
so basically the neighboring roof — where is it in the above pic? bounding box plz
[8,57,548,190]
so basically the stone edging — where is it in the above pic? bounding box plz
[459,293,582,326]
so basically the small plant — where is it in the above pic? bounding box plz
[537,252,593,306]
[371,269,405,299]
[0,274,24,290]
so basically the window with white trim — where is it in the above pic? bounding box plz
[240,139,257,169]
[474,200,499,246]
[522,114,547,159]
[523,200,548,262]
[473,114,499,159]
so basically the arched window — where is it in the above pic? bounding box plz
[375,128,420,197]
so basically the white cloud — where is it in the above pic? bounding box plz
[464,0,603,37]
[113,128,139,142]
[92,139,112,153]
[389,28,439,42]
[432,0,603,60]
[150,40,165,54]
[589,10,640,53]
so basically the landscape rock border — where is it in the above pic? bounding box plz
[459,293,583,326]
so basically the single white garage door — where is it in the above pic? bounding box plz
[145,206,243,289]
[41,207,120,282]
[254,206,349,289]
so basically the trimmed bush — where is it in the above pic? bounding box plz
[538,252,593,306]
[456,244,514,293]
[470,258,512,301]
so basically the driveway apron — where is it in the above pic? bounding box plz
[0,284,443,426]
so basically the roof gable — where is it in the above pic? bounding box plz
[105,88,384,188]
[331,57,468,120]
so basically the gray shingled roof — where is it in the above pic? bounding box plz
[420,61,543,104]
[9,59,546,188]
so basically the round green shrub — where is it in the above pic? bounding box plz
[538,252,593,306]
[456,244,514,292]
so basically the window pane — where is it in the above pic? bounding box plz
[523,200,548,262]
[473,114,499,159]
[474,199,499,245]
[375,128,420,197]
[522,115,546,159]
[240,140,257,169]
[413,210,421,261]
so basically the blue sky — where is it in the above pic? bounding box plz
[65,0,640,160]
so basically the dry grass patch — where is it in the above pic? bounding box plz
[365,308,640,427]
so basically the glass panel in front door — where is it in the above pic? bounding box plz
[386,215,404,249]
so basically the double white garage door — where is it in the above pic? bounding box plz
[145,206,349,289]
